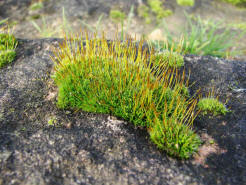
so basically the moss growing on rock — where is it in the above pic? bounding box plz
[0,50,16,68]
[197,98,229,116]
[149,120,201,159]
[52,33,203,159]
[0,33,17,68]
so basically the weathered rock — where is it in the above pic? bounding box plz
[0,38,246,185]
[0,0,32,21]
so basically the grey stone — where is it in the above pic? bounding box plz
[0,39,245,185]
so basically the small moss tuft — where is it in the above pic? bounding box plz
[0,33,17,68]
[109,9,126,22]
[0,50,16,68]
[48,116,57,126]
[147,0,173,21]
[197,98,229,116]
[149,120,201,159]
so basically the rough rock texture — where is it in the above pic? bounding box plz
[0,0,32,21]
[0,38,246,185]
[0,0,139,21]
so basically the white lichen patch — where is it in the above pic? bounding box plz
[103,116,125,133]
[192,133,227,168]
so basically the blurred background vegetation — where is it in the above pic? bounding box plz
[0,0,246,59]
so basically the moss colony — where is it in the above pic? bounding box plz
[0,33,17,68]
[52,33,228,159]
[197,98,229,116]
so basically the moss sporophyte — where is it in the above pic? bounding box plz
[51,32,227,159]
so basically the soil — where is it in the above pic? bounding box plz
[0,38,246,185]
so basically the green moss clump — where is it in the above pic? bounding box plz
[0,33,16,48]
[137,4,151,24]
[149,120,201,159]
[48,116,57,126]
[109,9,126,22]
[154,51,184,67]
[137,1,172,23]
[0,50,16,68]
[197,98,229,116]
[147,0,173,21]
[176,0,195,6]
[0,33,17,68]
[52,34,202,159]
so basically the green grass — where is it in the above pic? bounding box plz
[151,13,245,58]
[51,33,204,159]
[0,18,8,25]
[31,16,58,37]
[80,14,104,33]
[0,33,17,68]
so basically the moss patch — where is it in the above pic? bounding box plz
[197,98,229,116]
[0,33,17,68]
[51,33,205,159]
[147,0,173,21]
[109,9,126,22]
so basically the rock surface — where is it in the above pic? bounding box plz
[0,38,246,185]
